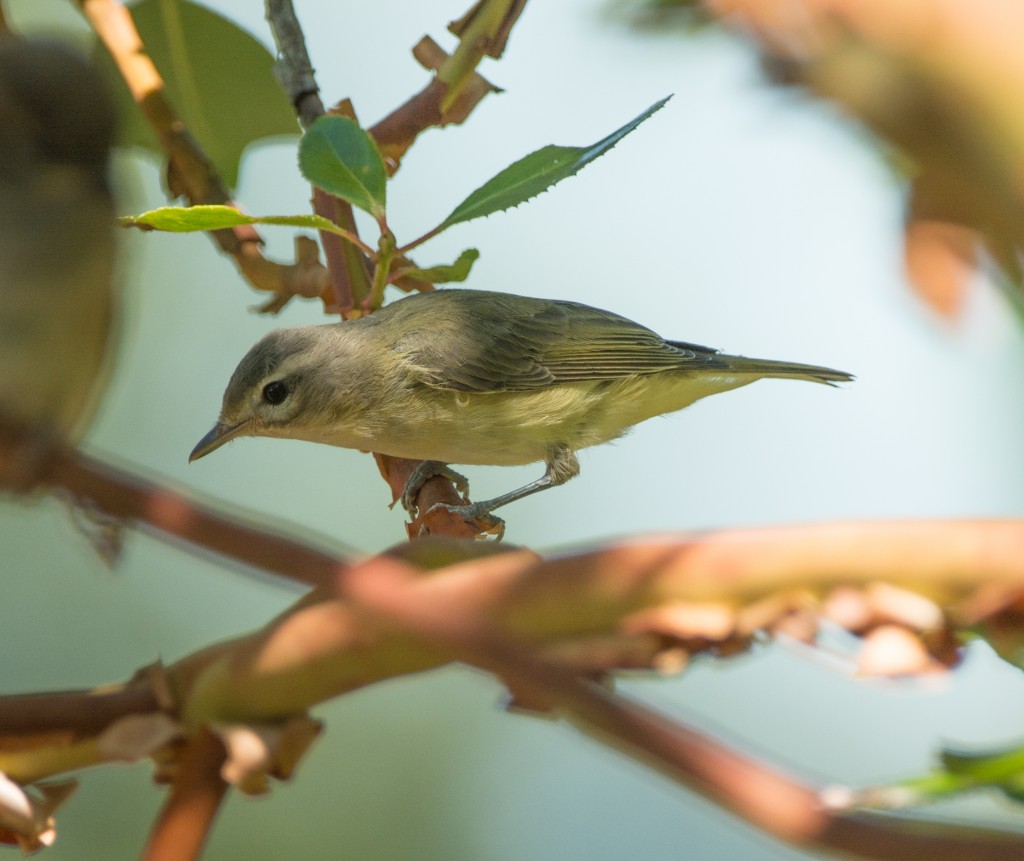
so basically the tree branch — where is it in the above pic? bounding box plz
[265,0,325,128]
[0,423,348,589]
[340,556,1024,861]
[5,521,1024,856]
[139,729,227,861]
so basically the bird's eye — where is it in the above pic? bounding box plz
[262,380,289,405]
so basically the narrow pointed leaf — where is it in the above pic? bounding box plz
[400,249,480,283]
[298,117,387,218]
[440,96,671,230]
[120,204,348,236]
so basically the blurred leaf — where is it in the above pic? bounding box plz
[440,96,671,230]
[869,742,1024,808]
[121,204,348,236]
[609,0,712,31]
[298,117,387,219]
[940,744,1024,781]
[91,0,297,187]
[399,249,480,283]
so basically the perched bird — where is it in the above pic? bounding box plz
[190,289,851,523]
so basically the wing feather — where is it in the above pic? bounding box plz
[387,289,727,393]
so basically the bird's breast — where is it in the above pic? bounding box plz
[308,372,754,467]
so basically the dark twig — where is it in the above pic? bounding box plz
[264,1,366,313]
[0,686,162,739]
[265,0,325,128]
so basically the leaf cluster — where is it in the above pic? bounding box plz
[123,98,669,309]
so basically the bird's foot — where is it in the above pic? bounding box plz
[425,501,505,540]
[400,460,470,517]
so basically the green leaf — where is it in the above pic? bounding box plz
[440,96,671,229]
[90,0,298,188]
[298,117,387,219]
[400,249,480,283]
[120,204,347,236]
[863,743,1024,809]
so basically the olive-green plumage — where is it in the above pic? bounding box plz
[191,289,851,519]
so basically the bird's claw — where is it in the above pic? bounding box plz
[400,460,470,517]
[426,501,505,540]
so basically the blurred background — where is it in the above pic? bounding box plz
[3,0,1024,858]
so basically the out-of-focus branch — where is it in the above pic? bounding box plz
[700,0,1024,319]
[341,556,1024,861]
[169,520,1024,726]
[5,521,1024,853]
[78,0,332,310]
[0,423,349,588]
[139,729,227,861]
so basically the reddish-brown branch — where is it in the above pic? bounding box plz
[165,520,1024,726]
[340,556,1024,861]
[140,728,228,861]
[0,686,162,739]
[373,454,498,539]
[0,425,346,589]
[368,38,500,172]
[5,523,1024,856]
[702,0,1024,316]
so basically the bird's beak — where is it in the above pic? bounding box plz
[189,420,250,462]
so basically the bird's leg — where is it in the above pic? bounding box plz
[400,460,470,517]
[427,444,580,522]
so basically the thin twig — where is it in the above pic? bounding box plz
[265,0,325,128]
[264,2,366,312]
[140,728,228,861]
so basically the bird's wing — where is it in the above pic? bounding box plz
[393,290,728,393]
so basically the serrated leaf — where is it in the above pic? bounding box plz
[90,0,298,188]
[120,204,346,236]
[298,117,387,219]
[400,249,480,283]
[440,96,671,229]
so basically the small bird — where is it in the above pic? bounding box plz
[190,289,851,525]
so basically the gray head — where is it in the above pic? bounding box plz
[189,325,351,461]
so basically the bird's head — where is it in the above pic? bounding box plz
[189,326,351,462]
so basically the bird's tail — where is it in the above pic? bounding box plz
[715,354,853,386]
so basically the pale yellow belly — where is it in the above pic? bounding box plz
[335,373,757,467]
